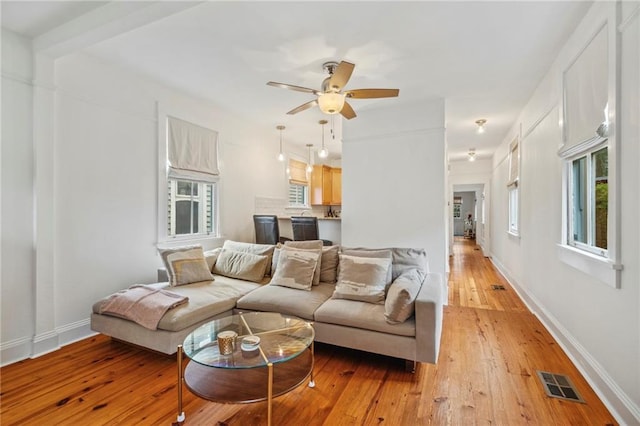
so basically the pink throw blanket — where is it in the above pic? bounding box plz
[99,285,188,330]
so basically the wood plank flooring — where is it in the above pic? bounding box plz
[0,238,617,425]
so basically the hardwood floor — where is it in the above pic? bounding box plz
[0,238,617,425]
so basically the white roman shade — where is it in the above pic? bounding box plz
[560,25,609,157]
[289,159,308,185]
[508,138,519,187]
[167,116,219,182]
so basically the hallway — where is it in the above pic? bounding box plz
[432,237,616,424]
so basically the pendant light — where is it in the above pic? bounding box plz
[276,125,285,162]
[318,119,329,158]
[475,119,487,134]
[306,144,314,173]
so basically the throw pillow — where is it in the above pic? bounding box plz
[340,249,393,286]
[203,247,222,272]
[212,249,269,283]
[332,254,392,304]
[283,240,323,285]
[269,249,320,291]
[222,240,276,276]
[159,245,214,287]
[320,245,340,283]
[384,269,423,324]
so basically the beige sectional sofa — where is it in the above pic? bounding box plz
[91,240,444,365]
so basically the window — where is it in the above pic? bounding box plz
[288,183,308,207]
[288,158,309,207]
[567,144,608,255]
[168,180,216,236]
[507,137,520,235]
[163,116,219,239]
[556,17,620,288]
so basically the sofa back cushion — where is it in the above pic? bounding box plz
[222,240,276,276]
[384,269,423,324]
[342,247,428,281]
[340,249,393,286]
[269,248,320,291]
[332,254,392,304]
[283,240,323,285]
[159,245,214,287]
[213,249,269,283]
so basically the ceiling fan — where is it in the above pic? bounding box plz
[267,61,399,120]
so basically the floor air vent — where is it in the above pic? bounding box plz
[536,371,585,403]
[491,284,506,290]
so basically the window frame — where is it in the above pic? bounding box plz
[167,178,217,238]
[507,136,520,237]
[565,144,608,257]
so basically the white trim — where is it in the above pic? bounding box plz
[0,337,32,367]
[32,330,60,358]
[556,244,622,288]
[490,255,639,425]
[56,318,96,348]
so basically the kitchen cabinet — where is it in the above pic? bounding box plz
[331,167,341,205]
[311,165,341,205]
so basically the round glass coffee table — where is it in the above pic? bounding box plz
[176,312,315,425]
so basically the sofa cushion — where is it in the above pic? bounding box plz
[332,254,391,304]
[212,249,269,283]
[340,249,393,286]
[283,240,323,285]
[159,246,214,287]
[320,245,339,283]
[342,247,428,280]
[203,247,222,272]
[385,269,423,324]
[314,298,416,337]
[93,276,263,332]
[236,283,334,320]
[222,240,276,276]
[269,248,319,290]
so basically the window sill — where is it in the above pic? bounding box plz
[157,234,224,249]
[556,244,622,289]
[507,230,520,239]
[285,206,311,211]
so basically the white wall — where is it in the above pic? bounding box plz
[0,35,289,364]
[489,2,640,423]
[342,99,447,280]
[1,30,35,363]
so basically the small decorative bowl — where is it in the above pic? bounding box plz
[241,335,261,352]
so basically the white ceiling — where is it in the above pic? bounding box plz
[1,1,591,162]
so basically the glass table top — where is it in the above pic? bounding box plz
[182,312,314,369]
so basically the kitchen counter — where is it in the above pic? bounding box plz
[278,216,341,221]
[277,216,341,244]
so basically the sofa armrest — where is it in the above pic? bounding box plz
[414,272,444,364]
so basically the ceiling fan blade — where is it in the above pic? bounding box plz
[267,81,319,95]
[345,88,400,99]
[287,99,318,115]
[328,61,355,91]
[340,101,357,120]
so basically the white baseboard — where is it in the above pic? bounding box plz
[1,318,97,366]
[489,255,640,426]
[32,330,60,358]
[0,336,32,367]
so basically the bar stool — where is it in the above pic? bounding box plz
[290,216,332,246]
[253,215,291,245]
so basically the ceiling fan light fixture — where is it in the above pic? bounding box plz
[318,92,345,115]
